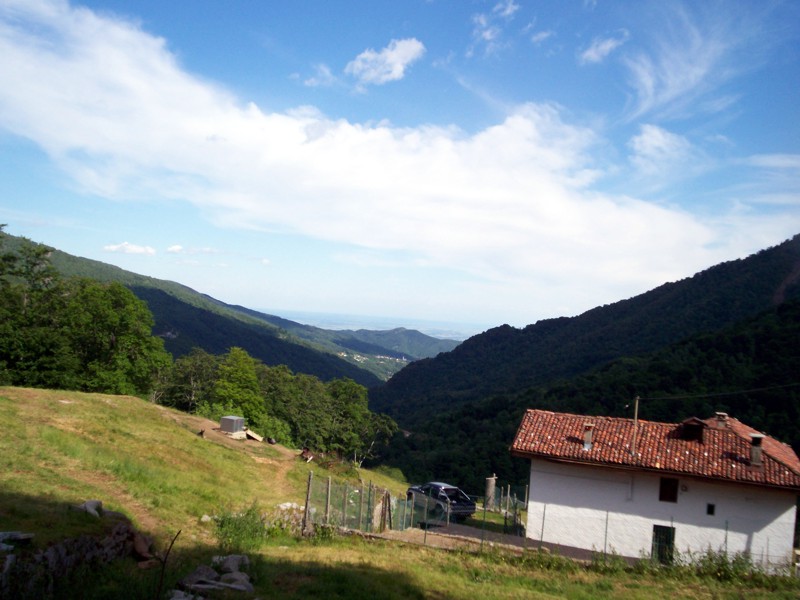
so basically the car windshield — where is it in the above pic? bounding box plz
[441,487,469,502]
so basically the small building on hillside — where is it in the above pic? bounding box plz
[510,410,800,569]
[220,415,245,438]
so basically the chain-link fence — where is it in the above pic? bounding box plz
[302,473,397,533]
[301,472,528,540]
[300,472,797,575]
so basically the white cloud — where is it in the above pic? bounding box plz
[104,242,156,255]
[304,63,336,87]
[620,5,767,120]
[626,124,710,192]
[530,30,555,45]
[745,154,800,170]
[344,38,425,87]
[469,0,520,57]
[493,0,520,19]
[167,244,219,255]
[579,30,629,65]
[628,124,693,174]
[0,1,797,322]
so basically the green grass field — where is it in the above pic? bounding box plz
[2,386,799,599]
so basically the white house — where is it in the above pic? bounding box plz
[510,410,800,568]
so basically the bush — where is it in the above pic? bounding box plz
[690,548,757,582]
[590,548,628,574]
[251,413,293,447]
[214,503,268,553]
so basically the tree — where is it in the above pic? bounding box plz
[157,348,219,411]
[61,278,172,395]
[212,347,264,423]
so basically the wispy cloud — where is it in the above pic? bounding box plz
[304,63,337,88]
[627,124,708,189]
[745,154,800,170]
[620,5,765,121]
[493,0,520,19]
[167,245,220,255]
[530,30,555,45]
[344,38,425,89]
[578,30,629,65]
[104,242,156,255]
[469,0,520,56]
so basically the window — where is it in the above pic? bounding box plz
[706,503,715,516]
[659,477,679,503]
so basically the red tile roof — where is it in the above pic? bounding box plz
[510,410,800,491]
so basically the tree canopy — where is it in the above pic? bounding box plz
[0,227,171,395]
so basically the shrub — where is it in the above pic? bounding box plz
[590,547,628,574]
[251,413,293,447]
[213,503,268,553]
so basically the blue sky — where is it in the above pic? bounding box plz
[1,0,798,334]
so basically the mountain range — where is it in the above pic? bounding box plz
[368,234,800,492]
[369,234,800,425]
[1,232,458,386]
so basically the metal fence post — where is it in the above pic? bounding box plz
[367,482,374,532]
[302,471,313,534]
[342,483,349,528]
[357,485,364,531]
[480,499,488,552]
[423,494,429,545]
[325,476,332,525]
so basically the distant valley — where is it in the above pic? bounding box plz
[1,233,459,385]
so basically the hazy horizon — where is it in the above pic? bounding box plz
[261,308,492,341]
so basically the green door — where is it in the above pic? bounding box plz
[652,525,675,564]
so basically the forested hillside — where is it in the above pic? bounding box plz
[0,230,397,459]
[131,286,381,387]
[378,298,800,493]
[1,231,457,384]
[370,234,800,427]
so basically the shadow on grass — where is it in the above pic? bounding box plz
[0,490,454,600]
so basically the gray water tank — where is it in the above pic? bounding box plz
[220,415,245,433]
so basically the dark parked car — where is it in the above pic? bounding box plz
[407,481,476,522]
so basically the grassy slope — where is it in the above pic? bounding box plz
[2,387,796,599]
[0,387,309,544]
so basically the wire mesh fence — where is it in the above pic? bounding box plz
[301,472,797,574]
[301,472,528,540]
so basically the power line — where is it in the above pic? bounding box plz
[639,382,800,402]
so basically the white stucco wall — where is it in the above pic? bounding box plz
[525,458,797,567]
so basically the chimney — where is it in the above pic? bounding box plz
[750,433,764,466]
[583,423,595,451]
[714,412,729,429]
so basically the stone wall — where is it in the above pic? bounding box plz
[1,520,138,597]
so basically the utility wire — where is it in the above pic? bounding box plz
[639,382,800,402]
